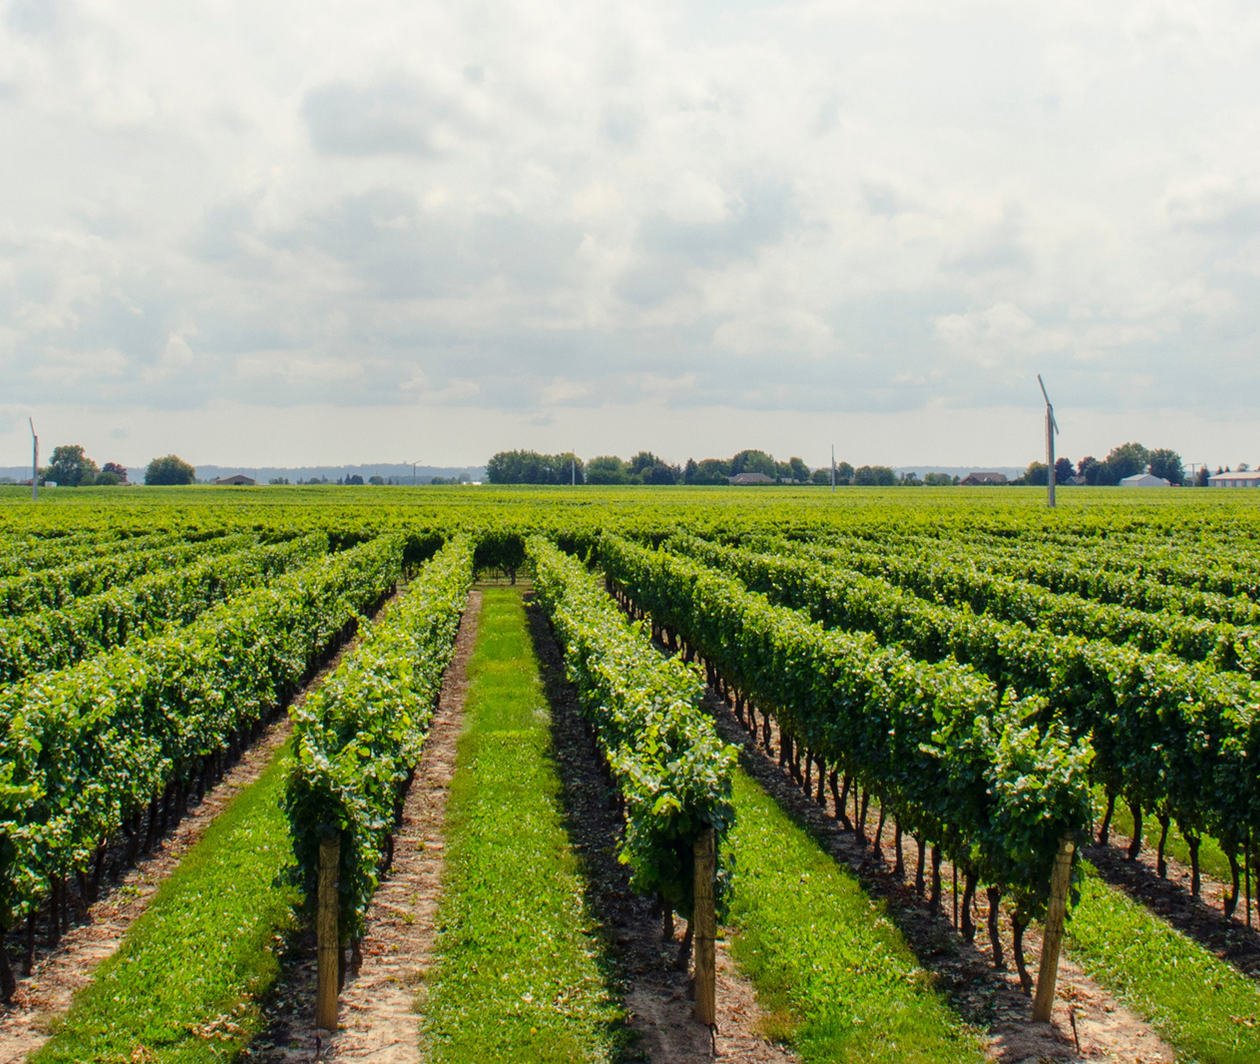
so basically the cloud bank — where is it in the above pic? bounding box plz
[2,1,1258,466]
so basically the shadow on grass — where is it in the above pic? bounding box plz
[524,592,716,1064]
[699,689,1078,1064]
[1084,843,1260,983]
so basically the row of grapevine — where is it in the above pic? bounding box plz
[0,532,330,686]
[879,529,1260,627]
[0,528,175,579]
[0,534,404,993]
[596,535,1094,964]
[668,532,1260,903]
[286,536,474,941]
[765,534,1260,677]
[0,530,254,617]
[527,536,736,923]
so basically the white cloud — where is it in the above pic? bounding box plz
[2,1,1259,466]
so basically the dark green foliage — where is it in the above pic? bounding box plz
[287,538,473,938]
[486,450,583,484]
[144,454,196,486]
[527,536,736,919]
[599,534,1095,920]
[0,536,403,935]
[42,444,98,488]
[0,532,328,684]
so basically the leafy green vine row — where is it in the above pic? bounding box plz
[0,535,403,952]
[0,532,330,686]
[286,536,474,940]
[527,536,736,921]
[598,533,1094,934]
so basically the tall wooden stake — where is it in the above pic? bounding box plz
[1033,837,1075,1022]
[316,833,341,1031]
[693,827,717,1027]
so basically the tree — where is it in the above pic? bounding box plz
[641,462,678,485]
[835,461,855,485]
[1147,448,1185,485]
[853,464,896,486]
[586,456,631,485]
[94,471,123,486]
[368,475,385,485]
[43,444,99,487]
[687,458,731,486]
[923,472,954,486]
[1054,457,1074,485]
[1196,466,1210,487]
[1024,461,1049,486]
[144,454,196,486]
[730,449,777,478]
[627,451,664,478]
[1101,441,1149,485]
[486,450,583,485]
[786,457,810,483]
[1077,456,1102,486]
[102,461,129,484]
[810,468,832,485]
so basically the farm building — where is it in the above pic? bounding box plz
[728,472,775,486]
[1208,470,1260,487]
[1119,473,1170,487]
[960,471,1008,486]
[213,474,257,486]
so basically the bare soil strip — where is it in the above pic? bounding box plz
[245,589,482,1062]
[0,719,294,1064]
[1086,837,1260,981]
[525,595,798,1064]
[702,688,1175,1064]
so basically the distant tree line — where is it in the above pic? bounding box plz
[483,441,1234,489]
[37,444,131,486]
[32,444,201,487]
[1014,442,1189,486]
[486,448,823,486]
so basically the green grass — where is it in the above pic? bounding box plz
[33,742,301,1063]
[418,588,627,1062]
[726,771,987,1063]
[1103,797,1232,882]
[1066,861,1260,1064]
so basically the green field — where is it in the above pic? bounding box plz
[3,484,1258,1062]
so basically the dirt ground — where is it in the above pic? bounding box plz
[243,589,482,1061]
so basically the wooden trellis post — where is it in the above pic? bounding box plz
[693,827,716,1027]
[316,833,341,1031]
[1032,836,1075,1022]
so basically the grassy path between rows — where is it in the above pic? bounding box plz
[32,742,300,1062]
[725,770,987,1063]
[417,587,627,1062]
[1066,862,1260,1064]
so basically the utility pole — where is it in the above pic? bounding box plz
[29,419,38,502]
[1037,375,1059,508]
[571,454,576,486]
[830,444,836,492]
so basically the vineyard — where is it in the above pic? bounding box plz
[0,484,1258,1062]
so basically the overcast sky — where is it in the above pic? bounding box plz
[2,1,1258,471]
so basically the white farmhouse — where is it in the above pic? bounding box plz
[1119,472,1171,487]
[1208,470,1260,488]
